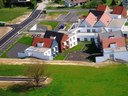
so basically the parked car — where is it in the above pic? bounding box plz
[59,24,65,29]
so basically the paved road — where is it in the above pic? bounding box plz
[0,0,49,48]
[0,76,47,82]
[47,9,91,12]
[0,10,42,47]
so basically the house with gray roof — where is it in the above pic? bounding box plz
[64,0,90,7]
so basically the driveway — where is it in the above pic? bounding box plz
[7,43,29,58]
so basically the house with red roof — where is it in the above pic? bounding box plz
[44,31,69,52]
[94,13,112,27]
[112,6,127,17]
[18,37,59,60]
[96,5,110,12]
[32,37,59,56]
[76,10,112,42]
[80,12,97,27]
[96,31,128,62]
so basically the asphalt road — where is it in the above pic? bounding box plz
[0,76,47,82]
[0,10,42,47]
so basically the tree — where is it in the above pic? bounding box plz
[26,63,48,87]
[102,0,107,3]
[0,0,4,8]
[30,0,37,9]
[114,0,121,5]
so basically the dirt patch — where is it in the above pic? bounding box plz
[43,25,52,30]
[7,12,31,24]
[0,77,52,89]
[0,58,122,68]
[0,27,12,38]
[0,81,23,89]
[43,14,61,20]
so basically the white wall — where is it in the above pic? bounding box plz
[105,27,121,32]
[77,32,98,41]
[96,51,128,63]
[25,48,53,60]
[68,34,78,48]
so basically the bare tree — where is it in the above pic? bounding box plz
[26,63,48,87]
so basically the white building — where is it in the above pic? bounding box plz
[25,46,53,60]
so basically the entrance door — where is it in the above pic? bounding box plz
[109,54,114,60]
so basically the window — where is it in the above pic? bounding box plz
[48,51,50,54]
[108,29,112,32]
[77,38,80,42]
[73,37,75,40]
[87,29,90,32]
[77,30,80,33]
[124,34,127,38]
[92,29,95,32]
[109,35,114,38]
[74,42,76,45]
[91,38,94,42]
[45,53,47,55]
[84,38,87,41]
[70,38,72,41]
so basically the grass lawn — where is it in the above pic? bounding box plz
[78,11,89,16]
[17,36,33,46]
[0,64,127,96]
[39,22,59,30]
[0,35,32,58]
[125,22,128,26]
[54,42,91,60]
[0,7,31,22]
[64,22,73,31]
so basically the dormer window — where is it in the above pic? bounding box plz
[109,35,115,38]
[109,43,117,49]
[37,42,44,47]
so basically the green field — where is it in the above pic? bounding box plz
[17,36,33,46]
[0,64,127,96]
[0,7,31,22]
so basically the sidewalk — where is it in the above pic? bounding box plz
[37,0,49,10]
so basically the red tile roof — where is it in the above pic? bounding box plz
[32,37,53,48]
[97,5,110,12]
[85,12,97,26]
[102,37,126,49]
[99,13,112,26]
[112,6,127,17]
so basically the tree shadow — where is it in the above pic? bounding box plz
[7,82,35,93]
[85,42,101,54]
